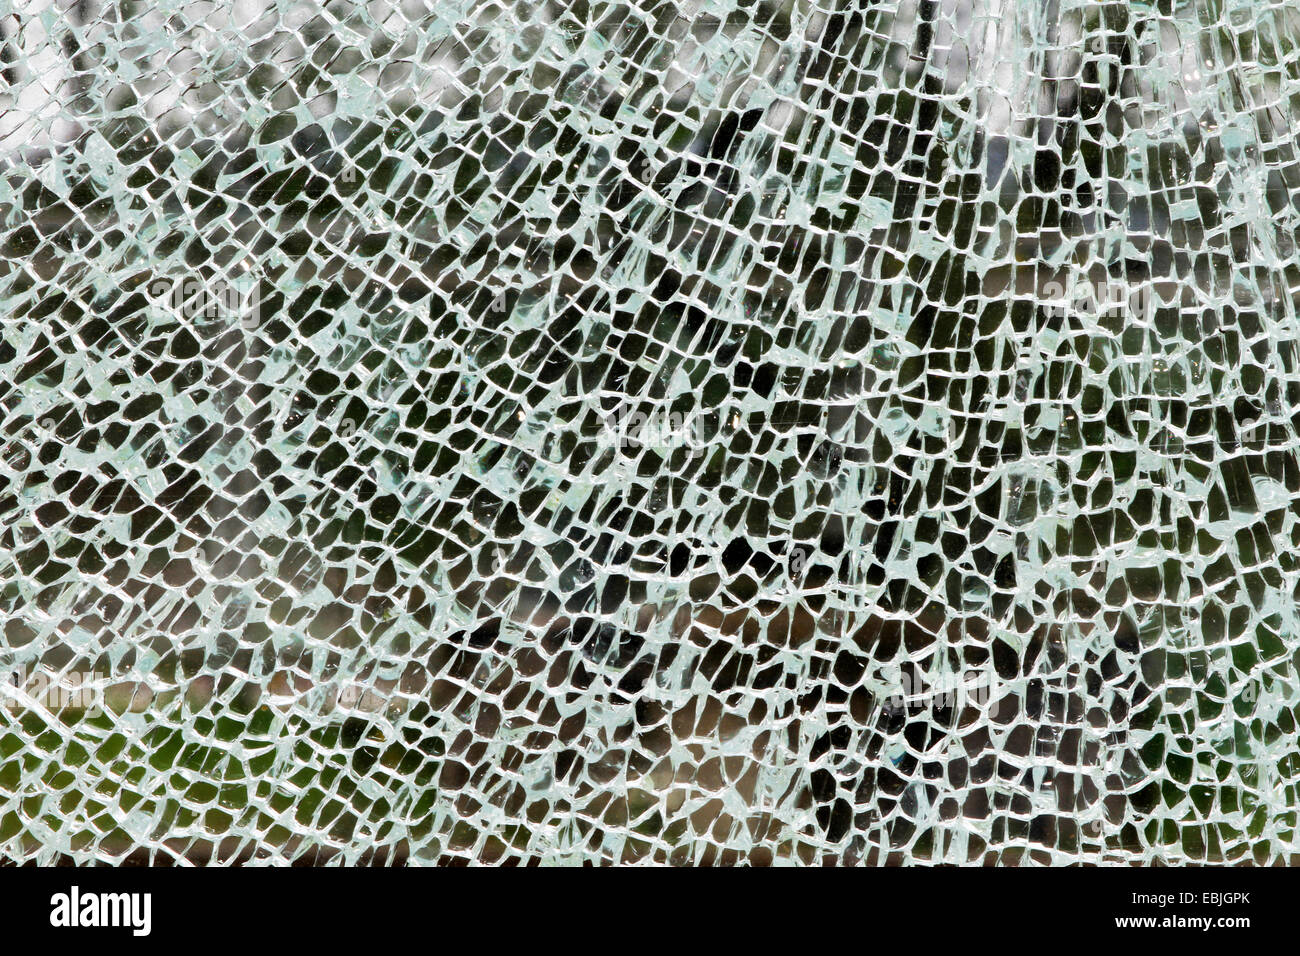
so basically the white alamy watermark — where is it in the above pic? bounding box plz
[1,667,103,715]
[597,405,706,457]
[881,668,998,718]
[147,272,261,329]
[1039,274,1164,322]
[50,887,151,936]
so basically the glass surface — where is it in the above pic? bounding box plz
[1,0,1298,865]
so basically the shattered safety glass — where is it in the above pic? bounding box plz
[2,0,1299,865]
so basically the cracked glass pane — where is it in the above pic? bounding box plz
[1,0,1299,865]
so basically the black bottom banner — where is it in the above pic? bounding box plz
[0,863,1274,946]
